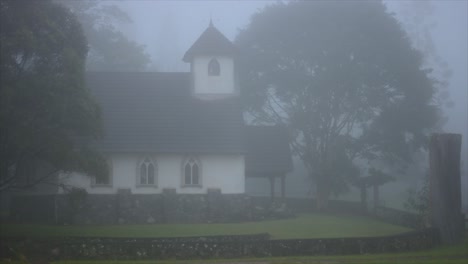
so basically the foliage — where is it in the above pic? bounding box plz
[0,246,29,264]
[59,0,151,72]
[66,187,88,223]
[236,1,440,209]
[66,187,88,212]
[404,175,430,227]
[0,0,107,190]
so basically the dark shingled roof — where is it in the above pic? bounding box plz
[183,23,236,62]
[86,72,245,153]
[245,126,293,176]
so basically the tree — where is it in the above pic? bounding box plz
[0,0,107,190]
[59,1,151,72]
[404,173,430,227]
[236,1,440,209]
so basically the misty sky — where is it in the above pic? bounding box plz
[115,0,467,166]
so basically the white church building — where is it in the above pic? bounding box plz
[10,23,292,224]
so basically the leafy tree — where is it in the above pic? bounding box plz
[0,0,107,190]
[404,174,430,228]
[236,1,440,209]
[59,0,151,72]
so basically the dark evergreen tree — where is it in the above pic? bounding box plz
[0,0,107,190]
[59,1,151,72]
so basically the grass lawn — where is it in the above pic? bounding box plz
[0,213,411,239]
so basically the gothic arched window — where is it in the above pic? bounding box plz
[183,157,200,186]
[139,157,156,185]
[208,58,220,76]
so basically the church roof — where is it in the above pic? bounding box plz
[245,126,293,176]
[182,23,236,62]
[86,72,245,153]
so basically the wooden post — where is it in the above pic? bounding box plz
[429,133,463,245]
[269,176,275,201]
[281,175,286,199]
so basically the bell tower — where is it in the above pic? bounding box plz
[183,20,237,99]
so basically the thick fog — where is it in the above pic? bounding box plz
[111,0,466,207]
[115,1,466,146]
[5,1,468,245]
[117,1,266,71]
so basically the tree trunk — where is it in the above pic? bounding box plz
[281,175,286,199]
[429,133,463,245]
[373,184,379,209]
[360,184,367,213]
[316,181,330,211]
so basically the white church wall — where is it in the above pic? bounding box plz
[192,56,235,96]
[197,154,245,194]
[58,153,245,194]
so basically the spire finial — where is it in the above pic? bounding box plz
[209,13,214,27]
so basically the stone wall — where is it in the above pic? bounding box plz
[10,194,56,224]
[250,196,366,215]
[269,228,439,256]
[10,194,422,226]
[0,229,440,261]
[10,189,255,224]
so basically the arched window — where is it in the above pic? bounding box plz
[183,157,200,186]
[139,157,156,186]
[208,58,220,76]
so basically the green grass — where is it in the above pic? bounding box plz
[0,213,410,239]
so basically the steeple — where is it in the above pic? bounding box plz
[209,17,214,28]
[183,23,237,99]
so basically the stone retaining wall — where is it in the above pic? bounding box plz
[250,196,366,215]
[10,194,422,227]
[0,229,440,261]
[269,228,439,256]
[10,190,254,224]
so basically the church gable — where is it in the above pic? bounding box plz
[182,21,236,62]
